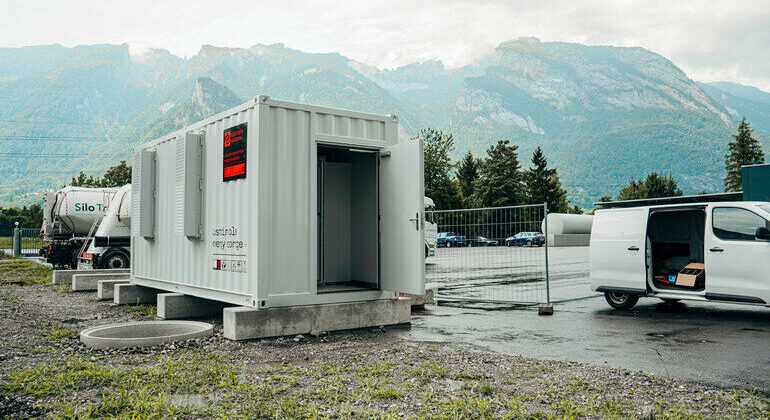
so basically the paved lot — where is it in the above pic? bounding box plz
[414,245,770,392]
[426,246,591,304]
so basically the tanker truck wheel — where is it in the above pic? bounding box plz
[99,250,129,269]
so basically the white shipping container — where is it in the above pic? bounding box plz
[131,96,425,308]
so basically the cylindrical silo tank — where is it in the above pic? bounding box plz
[541,213,594,235]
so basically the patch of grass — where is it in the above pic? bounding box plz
[1,292,20,303]
[454,371,489,381]
[40,324,78,341]
[410,361,449,380]
[126,303,157,318]
[356,361,395,378]
[0,259,51,285]
[52,282,71,292]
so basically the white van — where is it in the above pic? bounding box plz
[590,201,770,309]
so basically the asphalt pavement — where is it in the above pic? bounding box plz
[409,245,770,392]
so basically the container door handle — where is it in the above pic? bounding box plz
[409,213,419,231]
[709,247,724,252]
[627,246,639,251]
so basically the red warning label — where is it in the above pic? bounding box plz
[223,123,247,181]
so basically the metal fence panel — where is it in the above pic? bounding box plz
[19,227,43,256]
[426,204,549,306]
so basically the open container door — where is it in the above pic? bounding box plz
[379,139,425,295]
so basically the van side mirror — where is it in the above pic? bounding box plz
[756,227,770,241]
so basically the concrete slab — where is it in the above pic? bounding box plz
[114,284,159,305]
[52,269,129,285]
[72,273,130,291]
[404,289,435,309]
[157,293,227,319]
[97,279,132,300]
[224,297,411,341]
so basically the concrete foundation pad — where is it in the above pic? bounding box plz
[52,269,129,285]
[97,279,132,300]
[403,289,435,309]
[538,303,554,316]
[72,273,130,291]
[114,284,159,305]
[157,293,228,319]
[224,297,411,341]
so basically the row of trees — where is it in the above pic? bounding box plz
[0,205,43,233]
[420,128,580,213]
[70,160,132,188]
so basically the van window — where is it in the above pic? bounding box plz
[712,207,770,241]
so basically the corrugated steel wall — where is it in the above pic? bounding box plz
[132,97,396,307]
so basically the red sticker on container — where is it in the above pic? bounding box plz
[223,123,247,181]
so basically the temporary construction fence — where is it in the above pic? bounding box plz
[425,204,550,306]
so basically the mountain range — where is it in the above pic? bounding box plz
[0,38,767,207]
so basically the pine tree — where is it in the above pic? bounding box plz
[475,140,525,207]
[456,151,480,207]
[525,147,568,213]
[415,128,459,210]
[724,118,764,192]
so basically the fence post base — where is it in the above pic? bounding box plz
[538,303,554,316]
[12,227,21,257]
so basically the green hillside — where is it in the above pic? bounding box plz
[0,39,767,207]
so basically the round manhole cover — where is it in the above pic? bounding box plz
[80,321,214,349]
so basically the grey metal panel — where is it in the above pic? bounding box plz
[322,162,351,283]
[139,150,156,239]
[173,137,185,236]
[350,152,378,286]
[184,132,203,238]
[131,152,142,237]
[743,164,770,202]
[130,96,410,308]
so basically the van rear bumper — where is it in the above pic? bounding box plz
[595,286,647,296]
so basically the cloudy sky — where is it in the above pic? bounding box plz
[3,0,769,91]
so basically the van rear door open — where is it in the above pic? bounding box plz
[590,208,649,295]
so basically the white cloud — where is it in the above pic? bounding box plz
[1,0,769,90]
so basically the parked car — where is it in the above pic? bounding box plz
[437,232,466,247]
[505,232,545,247]
[591,201,770,310]
[468,235,498,247]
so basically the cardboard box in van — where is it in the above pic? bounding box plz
[676,263,704,287]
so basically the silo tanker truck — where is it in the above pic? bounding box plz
[77,184,132,269]
[40,186,119,268]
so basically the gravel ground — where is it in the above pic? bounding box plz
[1,269,769,419]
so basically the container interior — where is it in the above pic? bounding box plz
[647,208,706,291]
[317,145,379,292]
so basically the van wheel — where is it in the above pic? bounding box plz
[605,292,639,309]
[99,250,129,269]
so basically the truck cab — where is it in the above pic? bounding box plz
[591,201,770,309]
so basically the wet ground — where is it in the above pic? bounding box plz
[412,246,770,392]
